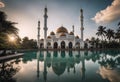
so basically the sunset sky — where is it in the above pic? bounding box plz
[0,0,120,40]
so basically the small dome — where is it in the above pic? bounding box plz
[47,36,51,39]
[56,26,68,33]
[60,33,66,36]
[75,36,79,39]
[69,32,74,35]
[50,31,55,35]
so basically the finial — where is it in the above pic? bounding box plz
[80,9,83,12]
[45,5,47,12]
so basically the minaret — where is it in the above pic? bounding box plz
[72,25,74,34]
[37,21,40,49]
[80,9,84,41]
[43,7,48,49]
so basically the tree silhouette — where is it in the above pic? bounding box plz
[0,11,19,55]
[106,29,114,42]
[96,26,106,41]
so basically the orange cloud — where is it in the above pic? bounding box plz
[92,0,120,23]
[0,1,5,8]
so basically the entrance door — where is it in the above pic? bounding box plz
[54,42,58,49]
[61,41,65,49]
[69,42,73,49]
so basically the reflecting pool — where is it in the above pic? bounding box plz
[0,50,120,82]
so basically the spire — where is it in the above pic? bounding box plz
[72,25,74,33]
[43,7,48,49]
[44,6,47,14]
[80,8,84,41]
[37,20,40,49]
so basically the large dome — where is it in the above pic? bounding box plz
[56,26,68,33]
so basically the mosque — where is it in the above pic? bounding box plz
[37,7,89,49]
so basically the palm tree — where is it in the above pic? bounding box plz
[116,22,120,42]
[106,29,114,42]
[96,26,106,48]
[90,37,95,48]
[96,26,106,41]
[0,11,19,55]
[95,38,100,48]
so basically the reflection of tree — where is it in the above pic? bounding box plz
[0,60,21,82]
[98,50,120,69]
[98,58,116,69]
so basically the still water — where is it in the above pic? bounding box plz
[0,50,120,82]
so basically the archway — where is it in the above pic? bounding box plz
[61,41,65,49]
[84,43,88,49]
[40,43,44,48]
[69,42,73,49]
[75,42,80,49]
[54,42,58,49]
[47,42,51,48]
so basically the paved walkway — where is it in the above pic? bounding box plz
[0,53,24,62]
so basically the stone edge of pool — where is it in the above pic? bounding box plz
[0,53,24,62]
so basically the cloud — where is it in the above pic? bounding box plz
[92,0,120,23]
[98,66,120,82]
[0,1,5,8]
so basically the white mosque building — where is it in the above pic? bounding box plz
[37,7,89,49]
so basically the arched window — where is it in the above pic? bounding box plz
[54,42,58,49]
[61,41,65,49]
[40,43,44,48]
[84,43,88,49]
[68,42,73,49]
[47,42,51,48]
[75,42,80,48]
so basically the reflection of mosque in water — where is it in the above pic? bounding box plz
[36,51,87,82]
[36,50,120,82]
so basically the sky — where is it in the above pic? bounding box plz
[0,0,120,40]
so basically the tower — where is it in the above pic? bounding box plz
[80,9,84,41]
[72,25,74,34]
[43,7,48,49]
[37,21,40,49]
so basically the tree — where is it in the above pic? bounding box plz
[96,26,107,48]
[90,37,96,48]
[21,37,37,49]
[96,26,106,41]
[106,29,114,42]
[0,11,19,55]
[116,23,120,42]
[95,38,100,48]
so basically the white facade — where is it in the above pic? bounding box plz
[39,26,85,49]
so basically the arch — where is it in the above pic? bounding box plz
[84,43,88,49]
[47,42,51,48]
[68,42,73,49]
[61,41,65,49]
[40,43,44,48]
[54,42,58,49]
[75,42,80,48]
